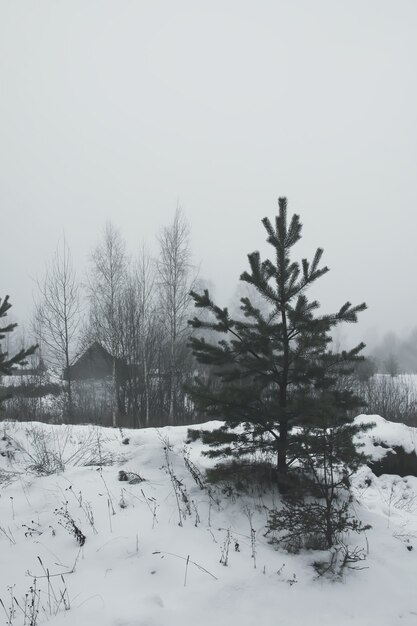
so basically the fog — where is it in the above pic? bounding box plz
[1,0,416,349]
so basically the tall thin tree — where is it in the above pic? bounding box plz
[157,207,196,422]
[35,237,80,421]
[87,222,127,425]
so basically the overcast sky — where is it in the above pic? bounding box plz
[1,0,416,349]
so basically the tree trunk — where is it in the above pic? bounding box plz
[143,354,150,427]
[112,357,117,428]
[325,503,333,548]
[65,343,73,424]
[278,418,288,474]
[168,337,175,424]
[67,377,73,424]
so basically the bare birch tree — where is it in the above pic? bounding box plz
[88,222,127,352]
[87,222,127,425]
[133,245,159,425]
[35,237,80,421]
[157,207,196,422]
[116,245,163,426]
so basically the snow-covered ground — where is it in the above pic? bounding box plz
[0,416,416,626]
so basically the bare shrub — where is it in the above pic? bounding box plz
[54,506,86,546]
[24,427,65,475]
[1,422,119,476]
[312,542,368,579]
[358,375,417,425]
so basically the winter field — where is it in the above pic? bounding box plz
[0,416,416,626]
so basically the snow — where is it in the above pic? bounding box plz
[355,413,417,458]
[0,418,416,626]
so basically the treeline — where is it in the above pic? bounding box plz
[369,330,417,376]
[3,208,205,427]
[4,201,417,431]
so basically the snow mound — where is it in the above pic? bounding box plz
[355,414,417,460]
[0,418,416,626]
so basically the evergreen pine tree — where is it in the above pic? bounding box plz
[186,198,367,481]
[0,295,38,405]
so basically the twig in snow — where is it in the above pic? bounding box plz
[152,551,218,580]
[184,555,190,587]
